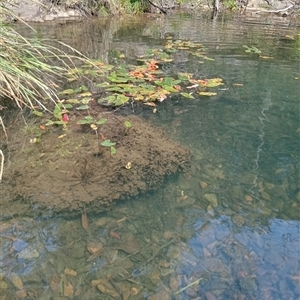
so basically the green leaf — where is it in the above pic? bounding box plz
[106,86,122,92]
[124,121,132,128]
[45,120,54,126]
[107,71,129,83]
[163,85,179,92]
[206,78,224,88]
[33,110,43,117]
[203,56,215,61]
[101,140,116,147]
[99,95,116,105]
[96,118,107,125]
[77,115,93,124]
[77,119,91,124]
[76,105,89,110]
[96,82,110,88]
[53,120,67,125]
[110,147,117,155]
[81,97,92,104]
[75,85,88,93]
[59,89,75,95]
[63,104,73,109]
[181,92,194,99]
[115,94,130,106]
[53,104,62,119]
[54,104,62,115]
[66,99,80,104]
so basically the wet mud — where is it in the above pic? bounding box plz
[1,112,190,216]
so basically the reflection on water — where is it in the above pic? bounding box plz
[1,13,300,299]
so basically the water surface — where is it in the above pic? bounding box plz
[1,13,299,299]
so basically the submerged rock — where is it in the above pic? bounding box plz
[204,193,218,207]
[18,246,39,260]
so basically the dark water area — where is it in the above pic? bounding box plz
[1,12,299,299]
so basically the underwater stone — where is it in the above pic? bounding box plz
[18,246,39,260]
[204,193,218,207]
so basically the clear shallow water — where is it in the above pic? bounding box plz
[1,13,300,299]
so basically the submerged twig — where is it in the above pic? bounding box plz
[144,238,176,264]
[174,277,203,295]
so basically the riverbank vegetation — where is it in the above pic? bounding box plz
[0,4,93,111]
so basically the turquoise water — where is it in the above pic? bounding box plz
[1,13,299,299]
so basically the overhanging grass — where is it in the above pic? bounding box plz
[0,4,97,111]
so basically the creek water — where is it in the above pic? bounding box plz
[1,12,300,299]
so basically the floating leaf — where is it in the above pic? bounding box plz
[181,92,194,99]
[107,72,129,83]
[206,78,224,88]
[199,92,217,96]
[115,94,130,106]
[76,105,89,110]
[203,56,215,61]
[134,94,144,101]
[164,85,179,92]
[155,77,181,87]
[178,73,193,81]
[143,102,156,107]
[99,95,116,105]
[101,140,116,147]
[106,86,123,92]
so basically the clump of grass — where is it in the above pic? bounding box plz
[0,4,92,111]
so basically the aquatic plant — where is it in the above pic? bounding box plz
[0,4,93,111]
[243,45,262,55]
[124,120,132,135]
[101,140,116,155]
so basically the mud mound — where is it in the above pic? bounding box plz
[2,114,190,214]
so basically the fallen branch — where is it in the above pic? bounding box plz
[255,1,295,13]
[147,0,167,14]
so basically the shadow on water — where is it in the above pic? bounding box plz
[0,12,299,299]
